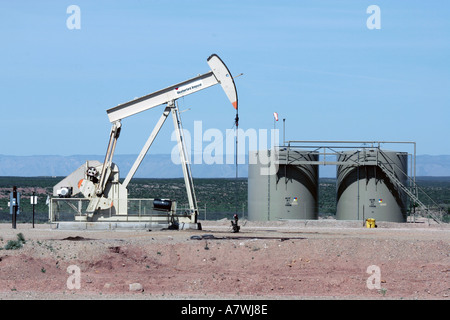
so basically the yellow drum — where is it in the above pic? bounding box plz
[366,218,376,228]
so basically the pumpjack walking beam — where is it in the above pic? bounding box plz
[106,54,238,123]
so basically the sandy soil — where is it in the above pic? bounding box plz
[0,218,448,300]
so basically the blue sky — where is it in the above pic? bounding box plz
[0,0,449,158]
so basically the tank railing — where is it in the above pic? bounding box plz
[285,140,416,166]
[281,144,399,167]
[281,142,408,169]
[285,141,418,193]
[278,146,378,167]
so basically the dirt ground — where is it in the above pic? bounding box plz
[0,218,448,300]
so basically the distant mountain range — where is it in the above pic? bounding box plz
[1,154,450,178]
[0,154,242,179]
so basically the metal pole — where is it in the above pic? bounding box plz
[32,191,35,228]
[414,142,417,196]
[357,151,360,221]
[267,150,271,221]
[413,142,417,222]
[235,113,239,217]
[273,116,276,149]
[12,186,17,229]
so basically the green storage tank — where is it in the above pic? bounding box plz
[336,148,408,222]
[248,149,319,221]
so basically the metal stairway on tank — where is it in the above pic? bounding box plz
[376,160,442,224]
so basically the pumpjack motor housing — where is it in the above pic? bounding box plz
[57,187,73,198]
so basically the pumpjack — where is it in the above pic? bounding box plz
[53,54,239,229]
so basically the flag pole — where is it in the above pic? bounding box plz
[273,112,278,148]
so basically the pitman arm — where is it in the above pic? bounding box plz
[95,121,121,197]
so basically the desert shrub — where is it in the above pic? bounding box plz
[3,233,26,250]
